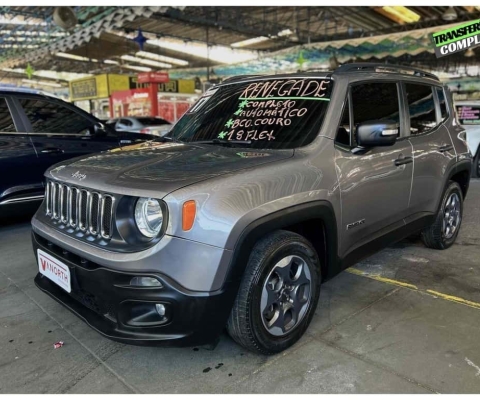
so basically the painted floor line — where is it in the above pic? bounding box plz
[346,267,480,311]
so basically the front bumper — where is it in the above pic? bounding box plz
[32,232,237,347]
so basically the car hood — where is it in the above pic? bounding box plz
[46,141,293,198]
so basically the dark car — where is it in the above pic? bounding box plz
[0,88,156,213]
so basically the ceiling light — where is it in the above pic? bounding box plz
[277,29,293,37]
[0,44,40,49]
[3,36,50,42]
[136,51,188,66]
[1,68,91,81]
[0,30,67,37]
[147,38,259,64]
[56,52,98,62]
[442,6,458,21]
[121,55,171,68]
[465,48,475,57]
[381,6,421,24]
[0,16,47,26]
[122,65,152,72]
[231,36,270,48]
[22,79,62,88]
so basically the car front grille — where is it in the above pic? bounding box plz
[45,180,114,239]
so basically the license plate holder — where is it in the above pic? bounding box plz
[37,249,71,293]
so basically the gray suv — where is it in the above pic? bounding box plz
[31,63,472,354]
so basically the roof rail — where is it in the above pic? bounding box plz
[334,63,439,81]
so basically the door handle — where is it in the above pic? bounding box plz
[41,148,64,154]
[394,156,413,166]
[438,144,453,153]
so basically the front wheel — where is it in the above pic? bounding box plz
[227,230,321,355]
[421,181,463,250]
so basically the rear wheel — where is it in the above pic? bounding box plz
[227,230,321,355]
[421,181,463,250]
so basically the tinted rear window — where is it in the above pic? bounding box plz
[0,98,16,132]
[137,117,170,125]
[456,105,480,125]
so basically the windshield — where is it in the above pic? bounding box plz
[456,105,480,125]
[138,117,171,125]
[167,77,333,149]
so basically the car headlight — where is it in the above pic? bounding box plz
[134,198,163,238]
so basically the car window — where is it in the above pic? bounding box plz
[18,97,94,135]
[119,119,133,127]
[436,87,448,121]
[137,117,170,125]
[350,82,400,143]
[0,98,16,133]
[405,84,437,136]
[456,104,480,125]
[335,98,350,147]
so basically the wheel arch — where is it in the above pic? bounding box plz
[223,201,340,286]
[448,159,472,200]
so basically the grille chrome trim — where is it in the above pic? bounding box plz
[45,182,51,215]
[45,180,114,240]
[100,195,114,239]
[78,190,89,231]
[89,192,101,235]
[51,182,58,219]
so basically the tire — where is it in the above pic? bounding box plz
[473,150,480,178]
[227,230,321,355]
[421,181,463,250]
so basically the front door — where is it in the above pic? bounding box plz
[0,97,41,204]
[334,81,413,257]
[13,96,121,177]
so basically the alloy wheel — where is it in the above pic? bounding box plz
[260,255,312,336]
[443,192,461,239]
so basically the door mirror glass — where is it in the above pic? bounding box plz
[93,122,107,136]
[356,120,398,147]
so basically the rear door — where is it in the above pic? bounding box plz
[13,96,122,174]
[0,96,42,205]
[405,83,456,218]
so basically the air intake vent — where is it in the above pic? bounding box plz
[45,180,114,239]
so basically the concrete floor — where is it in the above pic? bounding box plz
[1,180,480,394]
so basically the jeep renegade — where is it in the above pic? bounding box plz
[31,63,472,354]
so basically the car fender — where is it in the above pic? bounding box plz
[434,159,472,213]
[220,200,339,287]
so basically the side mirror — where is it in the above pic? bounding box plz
[93,122,107,137]
[356,120,399,147]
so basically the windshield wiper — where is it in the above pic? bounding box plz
[195,139,252,147]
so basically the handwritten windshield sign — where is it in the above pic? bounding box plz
[239,79,330,101]
[218,79,331,142]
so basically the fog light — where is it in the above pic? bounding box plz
[130,276,163,287]
[155,304,166,317]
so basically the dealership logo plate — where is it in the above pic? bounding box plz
[38,249,71,293]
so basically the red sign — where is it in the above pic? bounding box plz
[137,71,169,84]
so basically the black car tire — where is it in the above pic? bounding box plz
[421,181,463,250]
[227,230,321,355]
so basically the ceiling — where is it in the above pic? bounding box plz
[0,6,479,85]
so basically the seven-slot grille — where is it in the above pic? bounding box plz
[45,180,114,239]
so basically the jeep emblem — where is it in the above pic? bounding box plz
[71,171,86,181]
